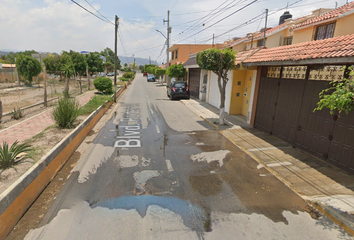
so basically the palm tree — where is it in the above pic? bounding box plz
[61,64,74,98]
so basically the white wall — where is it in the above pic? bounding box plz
[247,70,257,124]
[207,71,233,114]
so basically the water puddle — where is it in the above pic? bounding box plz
[93,195,210,233]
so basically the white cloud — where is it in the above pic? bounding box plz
[0,0,342,61]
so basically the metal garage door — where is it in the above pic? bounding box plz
[328,112,354,172]
[272,78,306,142]
[294,80,335,159]
[254,65,354,174]
[189,68,201,99]
[254,76,279,133]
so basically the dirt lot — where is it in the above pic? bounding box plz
[0,77,91,129]
[0,76,128,194]
[0,77,94,192]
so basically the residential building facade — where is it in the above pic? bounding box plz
[183,1,354,174]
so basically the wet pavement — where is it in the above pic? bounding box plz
[15,74,353,240]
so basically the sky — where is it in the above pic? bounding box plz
[0,0,350,64]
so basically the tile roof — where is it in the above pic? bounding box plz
[248,23,287,41]
[235,47,263,65]
[227,36,249,47]
[243,33,354,64]
[294,1,354,29]
[183,57,197,67]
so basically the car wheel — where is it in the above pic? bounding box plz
[169,94,173,100]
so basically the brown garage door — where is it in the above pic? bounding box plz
[294,80,335,159]
[189,68,201,99]
[328,112,354,172]
[254,77,279,133]
[272,78,306,142]
[254,65,354,174]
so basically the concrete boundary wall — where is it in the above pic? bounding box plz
[0,82,130,239]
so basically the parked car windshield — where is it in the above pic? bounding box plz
[174,82,186,88]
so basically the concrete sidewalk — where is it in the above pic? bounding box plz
[181,98,354,235]
[0,91,95,146]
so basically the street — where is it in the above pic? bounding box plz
[21,74,352,240]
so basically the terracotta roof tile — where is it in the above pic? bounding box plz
[249,23,287,41]
[294,2,354,29]
[243,33,354,64]
[235,47,263,65]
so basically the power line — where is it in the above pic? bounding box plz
[70,0,113,25]
[170,0,180,11]
[196,0,305,45]
[120,22,158,57]
[175,0,234,38]
[83,0,112,24]
[175,0,259,44]
[118,31,130,64]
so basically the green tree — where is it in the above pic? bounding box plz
[196,48,235,125]
[86,52,104,75]
[100,47,121,69]
[16,55,42,86]
[166,63,186,79]
[68,50,87,77]
[155,68,165,79]
[143,64,157,72]
[104,62,114,73]
[43,54,61,75]
[315,67,354,115]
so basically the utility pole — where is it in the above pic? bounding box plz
[263,9,268,48]
[212,34,215,48]
[149,56,151,65]
[164,10,171,85]
[114,15,119,103]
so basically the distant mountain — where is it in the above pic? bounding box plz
[0,51,13,56]
[119,56,158,66]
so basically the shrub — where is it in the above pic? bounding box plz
[123,68,132,72]
[93,77,113,94]
[11,107,23,120]
[123,72,134,79]
[0,141,31,171]
[53,97,80,128]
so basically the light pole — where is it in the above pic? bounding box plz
[156,28,169,85]
[156,29,166,39]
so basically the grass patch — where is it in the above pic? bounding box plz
[119,77,131,82]
[26,146,44,162]
[79,95,113,115]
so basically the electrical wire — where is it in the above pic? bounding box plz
[118,31,130,64]
[174,0,236,38]
[83,0,112,24]
[70,0,113,25]
[170,0,180,11]
[194,0,304,44]
[175,0,259,44]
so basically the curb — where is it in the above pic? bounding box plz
[0,81,130,239]
[203,115,354,236]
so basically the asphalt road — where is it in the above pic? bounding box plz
[20,74,352,240]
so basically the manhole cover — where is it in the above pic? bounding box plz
[145,177,174,194]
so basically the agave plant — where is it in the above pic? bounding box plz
[0,141,31,171]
